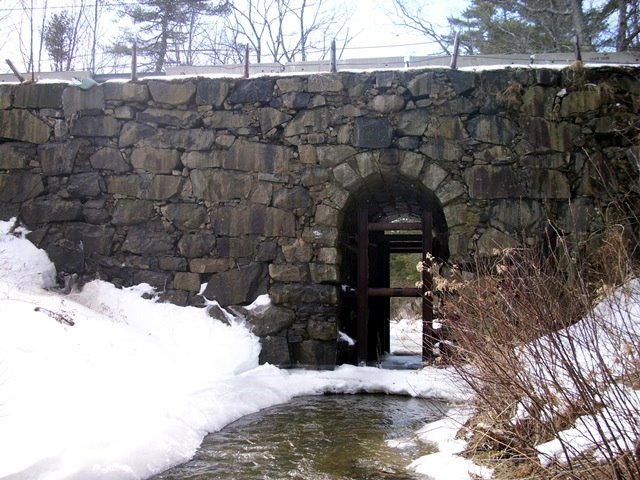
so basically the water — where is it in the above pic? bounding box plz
[153,394,445,480]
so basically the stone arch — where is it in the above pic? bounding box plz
[334,168,449,364]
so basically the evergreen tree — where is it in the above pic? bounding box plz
[450,0,606,54]
[44,11,75,71]
[117,0,230,72]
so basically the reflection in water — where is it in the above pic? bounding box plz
[153,394,446,480]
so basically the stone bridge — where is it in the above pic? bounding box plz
[0,65,638,368]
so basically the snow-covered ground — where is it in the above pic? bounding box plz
[2,216,638,480]
[0,220,480,480]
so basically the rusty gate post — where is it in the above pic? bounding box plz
[422,211,434,362]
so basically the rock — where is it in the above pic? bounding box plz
[90,147,130,172]
[71,115,120,137]
[148,80,196,105]
[177,232,216,258]
[353,118,392,148]
[0,110,50,143]
[196,79,230,107]
[0,142,35,169]
[228,78,275,104]
[161,203,207,230]
[202,262,267,306]
[0,173,44,202]
[13,83,65,109]
[130,147,182,174]
[243,303,295,336]
[103,83,149,102]
[112,199,155,225]
[62,86,105,116]
[173,272,201,292]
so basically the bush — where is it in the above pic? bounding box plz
[439,227,640,479]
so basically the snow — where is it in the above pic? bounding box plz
[3,214,637,480]
[0,220,477,480]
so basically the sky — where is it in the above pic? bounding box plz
[0,0,470,75]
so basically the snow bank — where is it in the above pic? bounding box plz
[0,220,474,480]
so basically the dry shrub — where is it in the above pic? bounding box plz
[439,229,640,479]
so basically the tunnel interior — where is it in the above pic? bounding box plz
[337,174,449,365]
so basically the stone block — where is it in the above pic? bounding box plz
[173,272,201,292]
[161,203,207,230]
[421,162,448,191]
[301,167,329,186]
[62,86,105,116]
[268,263,309,282]
[13,83,65,109]
[272,186,311,211]
[522,117,581,152]
[130,147,181,174]
[178,232,216,258]
[309,263,338,284]
[67,172,103,198]
[465,165,526,199]
[195,79,230,107]
[71,116,120,137]
[258,107,292,133]
[105,174,143,197]
[202,262,267,306]
[103,82,149,102]
[90,148,130,172]
[269,283,338,305]
[65,223,114,255]
[0,110,50,144]
[258,336,291,366]
[369,94,405,113]
[121,225,177,255]
[396,109,429,136]
[38,141,81,176]
[560,90,602,116]
[145,129,217,151]
[0,173,44,202]
[137,108,200,128]
[148,80,195,105]
[282,240,314,263]
[182,151,219,169]
[467,115,516,145]
[144,175,183,200]
[220,139,290,173]
[112,199,155,225]
[190,169,252,202]
[477,228,520,256]
[118,121,157,148]
[0,85,13,109]
[445,70,477,95]
[0,142,35,169]
[332,163,360,189]
[307,74,343,93]
[228,78,275,104]
[400,152,424,178]
[352,117,392,148]
[316,145,357,167]
[293,340,336,369]
[21,198,82,224]
[189,258,234,274]
[307,318,337,341]
[159,256,188,271]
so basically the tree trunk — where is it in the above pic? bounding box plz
[616,0,627,51]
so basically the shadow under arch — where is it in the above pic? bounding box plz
[337,174,449,365]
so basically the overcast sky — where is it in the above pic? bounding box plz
[0,0,469,75]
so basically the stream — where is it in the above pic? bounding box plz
[153,394,446,480]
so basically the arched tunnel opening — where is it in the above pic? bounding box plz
[338,174,449,366]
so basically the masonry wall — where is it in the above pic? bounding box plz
[0,66,638,367]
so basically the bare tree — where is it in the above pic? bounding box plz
[388,0,456,55]
[223,0,353,64]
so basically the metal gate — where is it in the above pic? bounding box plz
[356,205,434,364]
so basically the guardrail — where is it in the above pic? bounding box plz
[2,52,639,83]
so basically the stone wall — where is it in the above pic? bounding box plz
[0,66,638,368]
